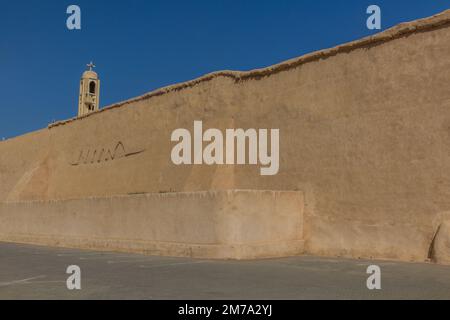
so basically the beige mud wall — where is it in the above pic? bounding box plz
[1,11,450,262]
[0,191,304,259]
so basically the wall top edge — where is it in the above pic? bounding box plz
[41,9,450,130]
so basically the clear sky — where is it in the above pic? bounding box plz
[0,0,449,138]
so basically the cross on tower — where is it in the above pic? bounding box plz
[86,61,96,71]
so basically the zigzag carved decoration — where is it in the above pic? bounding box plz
[71,142,144,166]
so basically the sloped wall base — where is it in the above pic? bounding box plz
[0,190,304,260]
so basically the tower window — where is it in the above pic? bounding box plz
[89,81,96,94]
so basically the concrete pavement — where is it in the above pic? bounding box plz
[1,242,449,300]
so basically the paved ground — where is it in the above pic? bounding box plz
[1,242,450,300]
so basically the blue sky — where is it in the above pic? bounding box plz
[0,0,449,138]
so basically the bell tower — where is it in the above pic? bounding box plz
[78,62,100,117]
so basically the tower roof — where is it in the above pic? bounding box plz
[82,61,98,79]
[82,70,98,79]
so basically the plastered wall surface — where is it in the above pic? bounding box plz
[0,190,304,259]
[1,10,450,262]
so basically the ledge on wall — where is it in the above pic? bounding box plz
[0,190,305,260]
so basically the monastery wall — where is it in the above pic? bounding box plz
[1,11,450,262]
[0,190,304,260]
